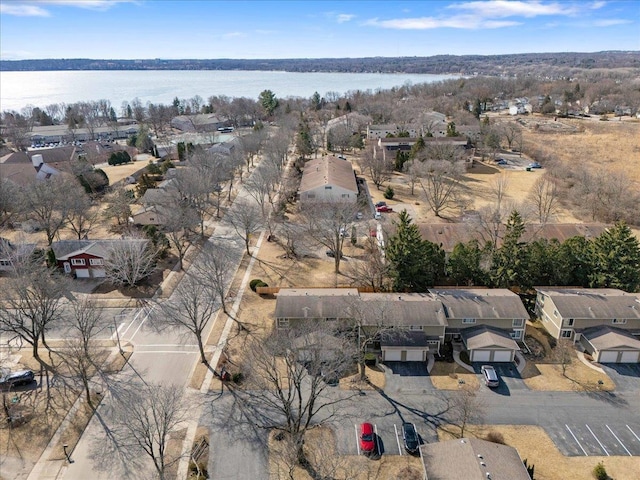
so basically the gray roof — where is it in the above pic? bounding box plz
[275,288,359,319]
[51,239,148,261]
[298,157,357,194]
[421,438,530,480]
[359,293,447,327]
[581,326,640,351]
[430,289,529,320]
[380,331,429,347]
[536,288,640,320]
[461,325,521,351]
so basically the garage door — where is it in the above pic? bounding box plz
[384,350,402,361]
[492,350,513,362]
[621,351,640,363]
[406,350,425,362]
[598,351,619,363]
[471,350,491,362]
[75,269,90,278]
[91,268,106,278]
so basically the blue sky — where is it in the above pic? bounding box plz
[1,0,638,60]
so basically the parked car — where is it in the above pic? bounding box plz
[325,249,343,258]
[376,205,393,213]
[402,422,419,454]
[337,154,346,160]
[0,370,35,389]
[375,201,387,208]
[374,212,382,220]
[359,422,376,454]
[528,162,542,169]
[496,158,508,165]
[481,365,500,388]
[356,212,363,220]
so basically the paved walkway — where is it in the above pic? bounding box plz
[452,343,475,373]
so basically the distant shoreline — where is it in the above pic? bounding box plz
[2,51,638,74]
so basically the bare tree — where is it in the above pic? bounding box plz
[0,257,69,370]
[528,175,559,224]
[552,338,574,376]
[343,234,391,292]
[403,159,424,196]
[153,273,218,366]
[448,387,486,438]
[237,325,356,466]
[192,242,238,324]
[104,238,157,287]
[103,186,133,227]
[224,199,264,256]
[501,121,522,151]
[244,162,280,221]
[357,145,393,190]
[274,221,308,259]
[418,159,465,218]
[300,201,358,273]
[60,298,108,408]
[239,130,266,171]
[104,383,189,480]
[22,176,74,245]
[66,188,99,240]
[0,178,21,228]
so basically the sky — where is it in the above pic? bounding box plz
[1,0,639,60]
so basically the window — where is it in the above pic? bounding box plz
[512,319,524,328]
[324,186,332,190]
[561,330,572,338]
[89,258,103,266]
[341,194,349,198]
[510,330,523,339]
[553,309,558,318]
[277,318,289,329]
[71,258,86,266]
[462,318,476,324]
[0,260,10,266]
[326,317,337,322]
[307,194,315,199]
[409,325,424,331]
[566,318,574,326]
[612,318,627,325]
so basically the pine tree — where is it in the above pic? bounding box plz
[590,222,640,292]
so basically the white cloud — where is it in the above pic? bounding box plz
[39,0,137,10]
[336,13,355,23]
[592,18,632,26]
[222,32,245,39]
[449,1,580,18]
[0,4,50,16]
[589,1,607,9]
[365,14,519,30]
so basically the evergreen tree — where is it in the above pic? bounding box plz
[556,235,592,287]
[490,211,528,289]
[448,240,488,286]
[446,121,459,137]
[295,115,313,159]
[590,222,640,292]
[409,134,425,160]
[386,210,445,291]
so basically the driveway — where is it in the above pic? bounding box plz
[474,362,528,395]
[601,364,640,392]
[382,361,433,394]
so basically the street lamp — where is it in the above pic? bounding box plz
[113,315,124,356]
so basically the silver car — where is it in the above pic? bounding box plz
[481,365,499,388]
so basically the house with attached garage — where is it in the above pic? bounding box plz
[535,287,640,363]
[274,288,529,363]
[0,238,37,272]
[298,157,358,205]
[51,239,148,279]
[430,288,529,363]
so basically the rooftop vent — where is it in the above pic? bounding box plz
[480,462,486,467]
[477,454,483,459]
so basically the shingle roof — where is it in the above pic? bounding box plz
[430,288,529,320]
[461,325,521,351]
[359,293,447,327]
[536,288,640,320]
[51,239,148,261]
[420,438,530,480]
[275,288,359,319]
[581,326,640,350]
[298,157,357,194]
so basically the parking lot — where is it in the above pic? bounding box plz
[349,422,424,457]
[547,422,640,456]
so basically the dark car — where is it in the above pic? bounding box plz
[359,422,376,454]
[375,201,387,208]
[496,158,508,165]
[402,422,419,455]
[0,370,35,389]
[528,162,542,169]
[325,249,343,258]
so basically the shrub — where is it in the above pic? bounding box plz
[249,279,263,292]
[383,186,395,200]
[593,462,608,480]
[232,372,244,384]
[485,431,506,444]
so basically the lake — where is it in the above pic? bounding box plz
[0,70,456,113]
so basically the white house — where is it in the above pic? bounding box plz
[298,157,358,205]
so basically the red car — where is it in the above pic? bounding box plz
[375,205,393,213]
[359,422,375,454]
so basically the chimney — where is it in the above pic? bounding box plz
[31,154,44,171]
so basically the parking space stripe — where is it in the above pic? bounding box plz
[627,425,640,443]
[565,425,588,456]
[354,425,360,456]
[394,424,403,455]
[586,424,609,456]
[606,425,632,456]
[374,424,381,456]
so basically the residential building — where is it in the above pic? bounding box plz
[170,114,226,133]
[377,136,468,162]
[420,438,530,480]
[298,157,358,205]
[534,287,640,362]
[0,238,36,272]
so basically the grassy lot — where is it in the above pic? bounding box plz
[439,424,640,480]
[429,361,479,390]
